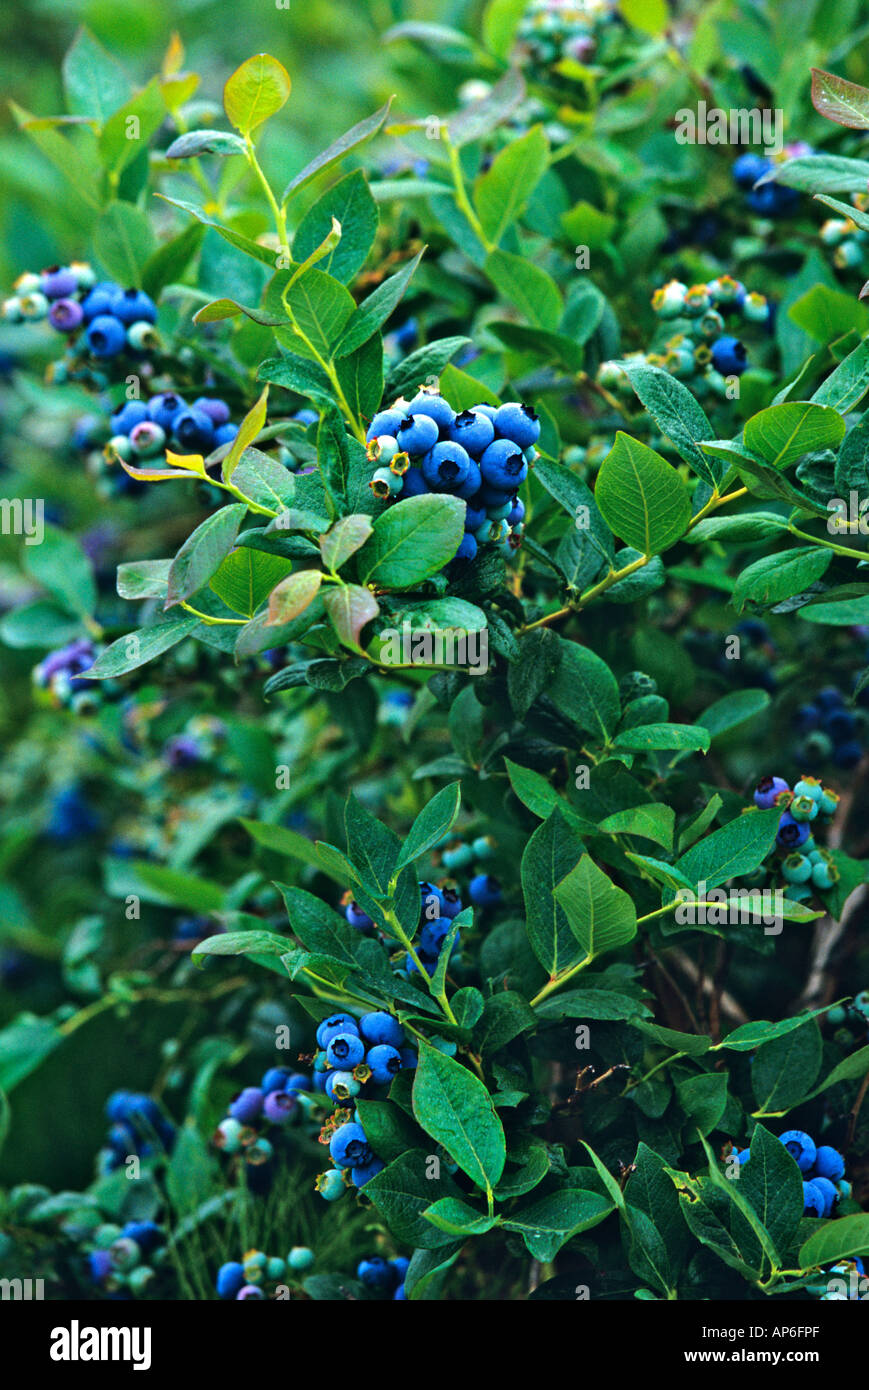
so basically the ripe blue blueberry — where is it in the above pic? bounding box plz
[400,466,428,498]
[329,1121,372,1168]
[479,438,529,491]
[833,741,862,769]
[366,409,405,442]
[732,152,772,188]
[261,1066,290,1093]
[192,396,231,426]
[400,1048,418,1070]
[463,501,487,532]
[229,1087,264,1124]
[776,812,811,850]
[494,401,540,449]
[326,1032,365,1068]
[448,408,495,455]
[454,459,482,500]
[345,901,374,930]
[215,422,238,446]
[454,532,477,561]
[122,1220,163,1253]
[439,886,463,919]
[111,401,149,435]
[48,298,84,332]
[317,1013,360,1049]
[469,873,502,908]
[507,497,525,526]
[366,1044,403,1085]
[814,1145,845,1181]
[86,315,127,357]
[216,1261,246,1299]
[803,1180,826,1217]
[263,1090,298,1124]
[111,288,158,325]
[710,335,747,376]
[359,1011,405,1048]
[81,284,119,321]
[147,391,187,432]
[394,1283,407,1300]
[284,1072,312,1095]
[810,1176,838,1217]
[351,1157,384,1186]
[419,917,450,957]
[357,1256,393,1289]
[172,407,215,453]
[406,392,455,431]
[41,266,79,299]
[396,413,439,456]
[780,1129,817,1172]
[391,1256,410,1280]
[420,440,472,491]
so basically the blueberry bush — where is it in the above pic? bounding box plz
[2,0,869,1306]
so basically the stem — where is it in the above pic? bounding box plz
[381,903,457,1024]
[444,131,495,253]
[180,602,246,626]
[245,135,289,258]
[529,955,592,1008]
[788,522,869,562]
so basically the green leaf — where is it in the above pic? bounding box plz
[534,988,650,1021]
[611,724,710,755]
[223,53,291,135]
[595,433,691,556]
[732,547,832,613]
[598,804,675,849]
[165,128,247,158]
[612,361,719,486]
[799,1213,869,1269]
[501,1189,613,1259]
[86,617,200,678]
[474,126,549,245]
[0,1013,63,1093]
[320,515,373,573]
[230,448,297,512]
[412,1042,505,1190]
[336,336,384,426]
[676,1072,728,1136]
[363,1149,464,1250]
[554,855,638,962]
[293,170,378,285]
[447,66,526,144]
[805,1043,869,1098]
[166,505,248,607]
[385,336,472,400]
[191,929,292,965]
[771,153,869,194]
[522,808,586,975]
[811,340,869,412]
[676,806,784,891]
[624,1144,688,1295]
[208,548,293,617]
[482,0,529,58]
[547,637,620,741]
[24,524,96,618]
[282,99,393,202]
[280,268,356,362]
[359,494,464,587]
[396,784,461,872]
[344,796,401,897]
[422,1198,496,1236]
[323,584,379,653]
[752,1018,822,1115]
[93,203,157,288]
[686,511,790,543]
[485,248,562,330]
[334,249,424,358]
[98,78,165,175]
[743,403,846,469]
[717,1010,831,1052]
[811,67,869,129]
[699,689,771,741]
[157,195,280,269]
[739,1123,804,1257]
[63,28,132,123]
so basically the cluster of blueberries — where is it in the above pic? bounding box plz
[365,392,536,564]
[735,1131,850,1219]
[615,274,771,398]
[2,261,160,358]
[731,148,807,218]
[753,775,840,899]
[32,638,100,712]
[106,391,239,465]
[794,684,868,771]
[356,1254,409,1300]
[87,1219,166,1298]
[514,0,614,69]
[213,1066,315,1177]
[820,203,869,273]
[216,1245,314,1300]
[312,1009,416,1108]
[344,873,499,979]
[827,989,869,1045]
[98,1092,176,1175]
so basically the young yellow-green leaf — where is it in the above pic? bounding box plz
[412,1041,506,1191]
[323,584,379,652]
[222,386,269,484]
[266,569,322,626]
[743,403,846,469]
[595,433,691,556]
[223,53,291,136]
[553,854,638,962]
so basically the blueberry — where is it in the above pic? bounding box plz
[215,423,239,447]
[228,1087,264,1124]
[494,401,540,449]
[814,1145,845,1182]
[350,1157,384,1187]
[236,1284,266,1299]
[48,298,84,331]
[817,687,845,712]
[357,1256,394,1290]
[391,1256,410,1280]
[419,440,472,491]
[129,421,166,457]
[171,407,216,453]
[345,901,374,930]
[192,396,231,426]
[283,1072,312,1095]
[732,152,772,188]
[781,1129,817,1172]
[454,532,478,562]
[439,887,463,919]
[803,1180,826,1217]
[316,1013,360,1049]
[419,916,450,956]
[406,392,455,432]
[824,710,855,741]
[262,1090,298,1123]
[326,1032,365,1068]
[316,1168,346,1200]
[507,497,525,526]
[86,314,127,357]
[329,1121,372,1168]
[111,287,158,325]
[753,775,789,809]
[110,401,149,436]
[325,1070,361,1102]
[710,335,747,376]
[41,266,79,299]
[448,408,495,456]
[833,740,862,769]
[810,1176,838,1217]
[366,409,404,442]
[469,873,501,908]
[777,811,811,850]
[396,413,439,456]
[400,466,428,498]
[287,1246,315,1271]
[359,1011,405,1048]
[147,391,187,432]
[261,1066,290,1093]
[121,1220,163,1254]
[479,438,528,491]
[366,1044,403,1085]
[453,459,482,500]
[463,501,487,533]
